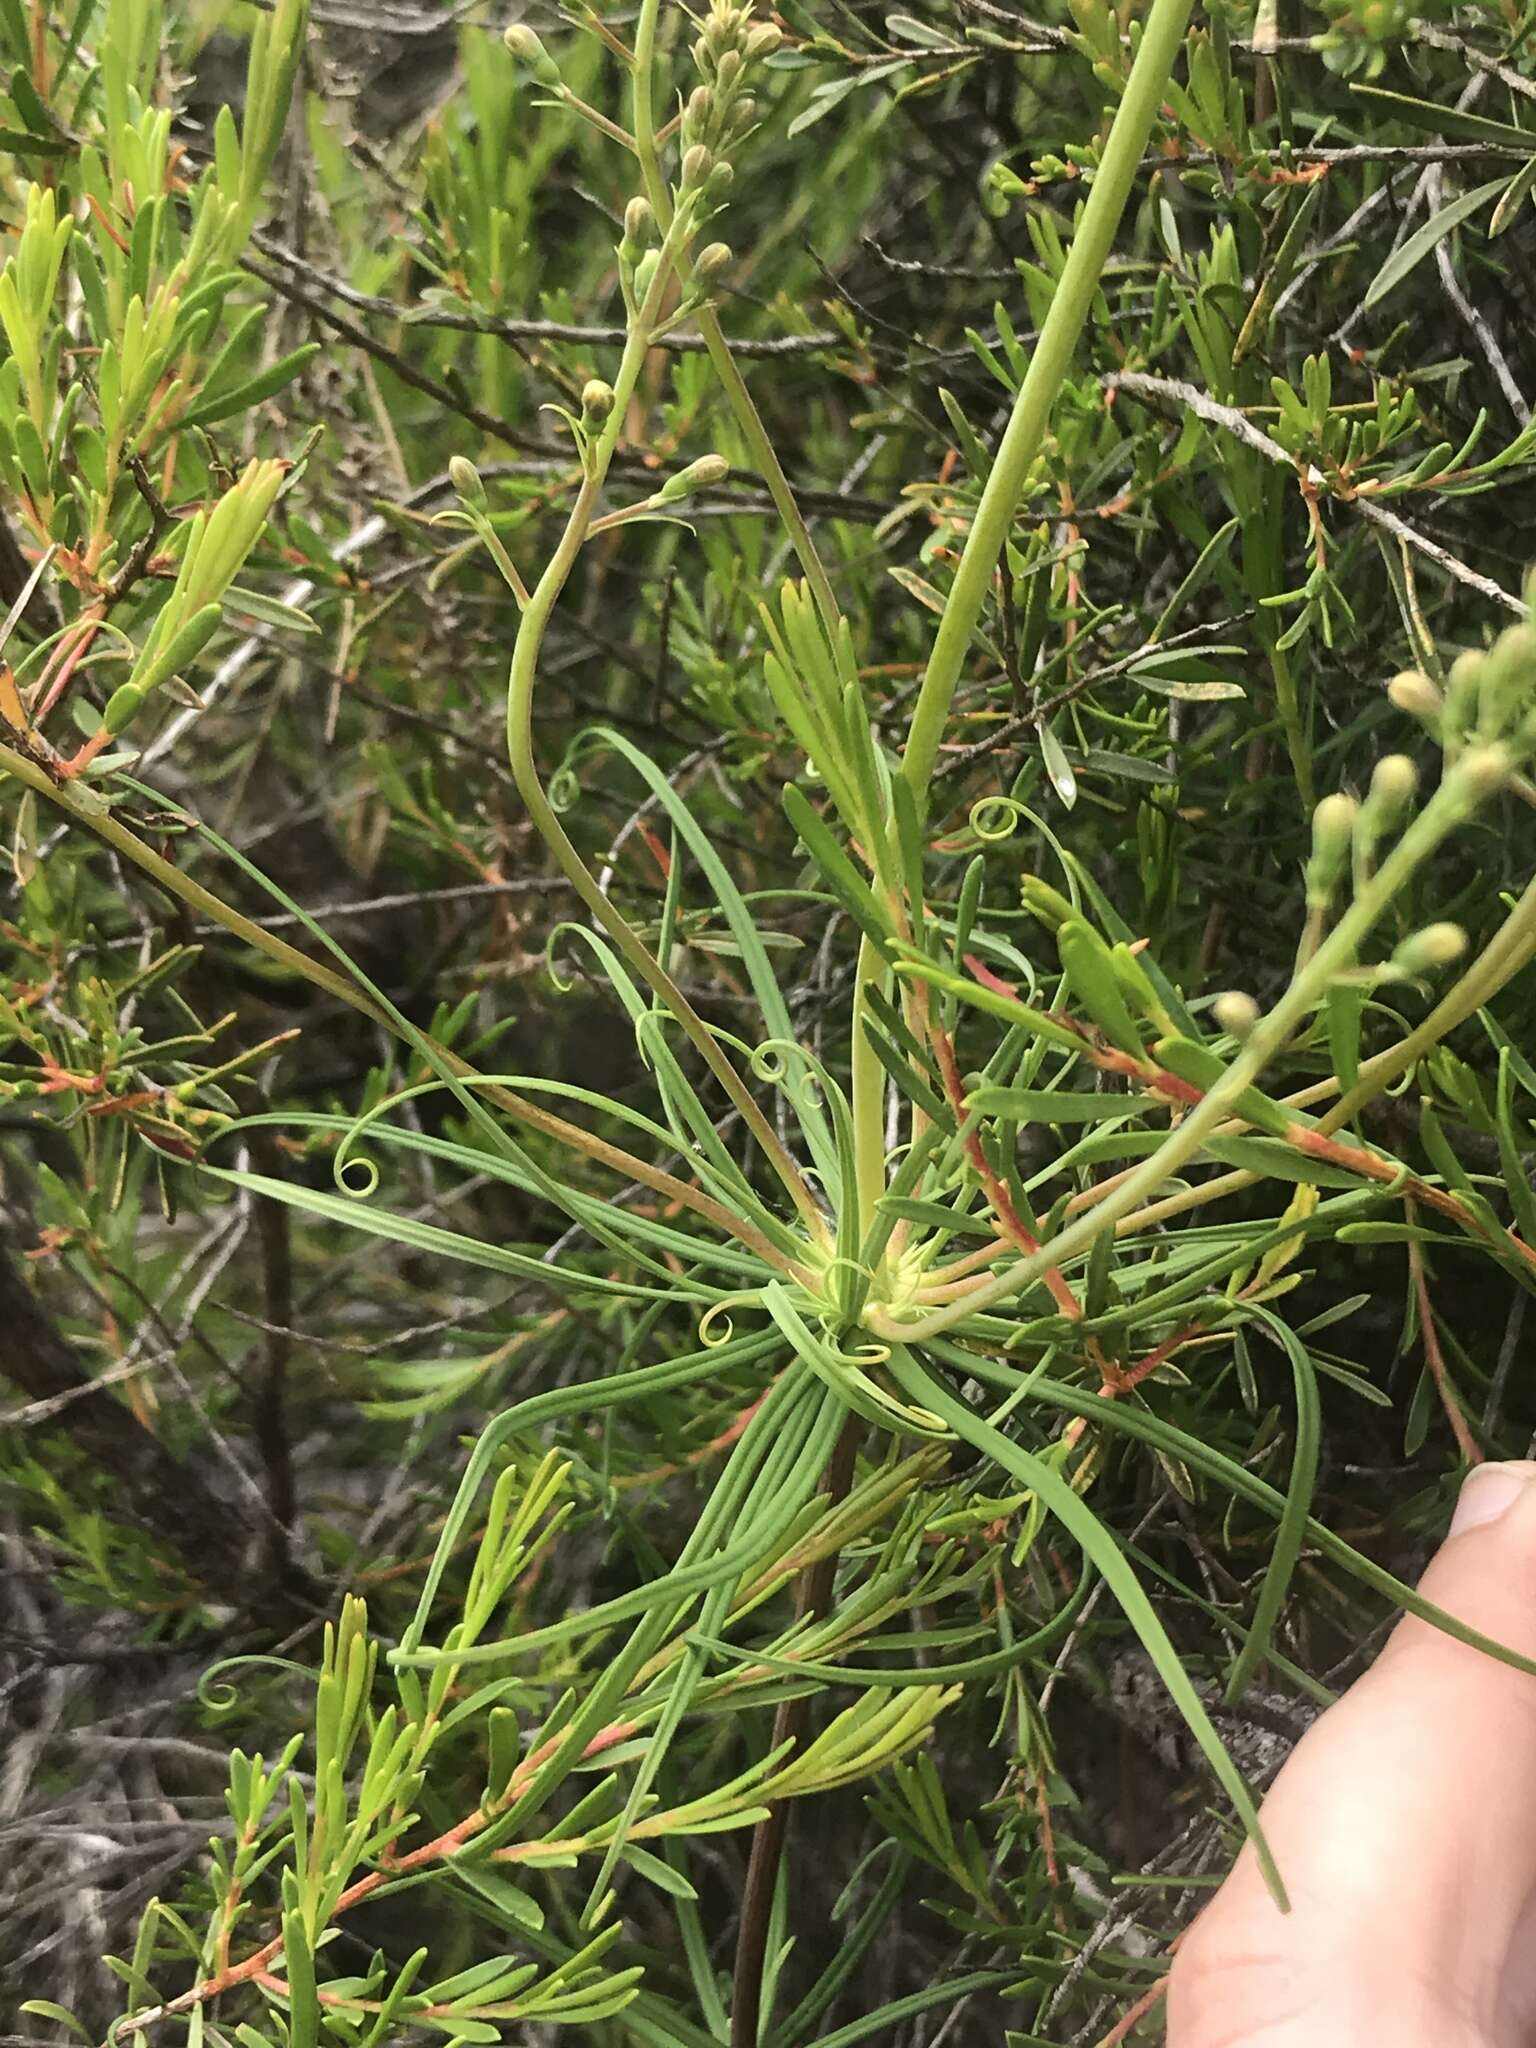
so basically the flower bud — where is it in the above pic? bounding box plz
[694,34,717,75]
[715,48,744,91]
[746,21,782,56]
[1392,922,1467,974]
[623,195,653,247]
[728,94,757,136]
[705,160,735,202]
[581,379,615,421]
[448,455,485,506]
[684,85,714,138]
[504,23,562,86]
[1306,791,1358,903]
[1212,990,1260,1039]
[681,144,713,189]
[657,453,730,504]
[1362,751,1416,834]
[1386,668,1442,720]
[694,241,733,281]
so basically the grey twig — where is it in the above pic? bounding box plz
[1107,370,1529,616]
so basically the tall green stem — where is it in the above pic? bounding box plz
[629,4,841,641]
[502,221,827,1239]
[900,0,1194,808]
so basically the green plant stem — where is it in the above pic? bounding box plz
[501,226,827,1242]
[628,4,841,641]
[868,755,1497,1343]
[1325,867,1536,1130]
[900,0,1195,808]
[1271,639,1315,811]
[1095,867,1536,1241]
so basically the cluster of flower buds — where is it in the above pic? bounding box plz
[1388,594,1536,792]
[679,3,779,202]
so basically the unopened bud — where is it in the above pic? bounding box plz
[581,378,615,421]
[746,21,782,56]
[1212,990,1260,1039]
[705,160,735,202]
[504,23,562,86]
[694,241,733,281]
[684,85,714,139]
[1387,669,1442,720]
[623,195,652,246]
[1363,751,1417,831]
[1392,922,1467,974]
[728,94,757,136]
[657,453,730,504]
[694,34,717,74]
[715,48,744,91]
[448,455,485,505]
[1306,792,1358,902]
[681,144,713,189]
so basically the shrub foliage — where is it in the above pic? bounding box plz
[5,0,1536,2041]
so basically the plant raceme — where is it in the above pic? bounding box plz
[9,1,1536,2044]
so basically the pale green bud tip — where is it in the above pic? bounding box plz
[1386,669,1442,719]
[580,379,615,419]
[1394,922,1467,972]
[448,455,483,501]
[745,21,782,56]
[1368,753,1417,798]
[623,196,652,244]
[1311,791,1358,851]
[1306,791,1357,899]
[658,454,730,503]
[1212,990,1260,1039]
[695,241,733,280]
[504,23,561,84]
[681,144,713,189]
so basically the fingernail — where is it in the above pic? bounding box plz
[1451,1460,1536,1536]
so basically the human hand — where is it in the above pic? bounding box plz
[1169,1461,1536,2047]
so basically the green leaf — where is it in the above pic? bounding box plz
[19,2003,92,2040]
[1362,176,1506,310]
[182,342,321,427]
[1224,1311,1320,1703]
[1039,721,1077,808]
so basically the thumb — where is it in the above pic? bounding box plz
[1169,1460,1536,2048]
